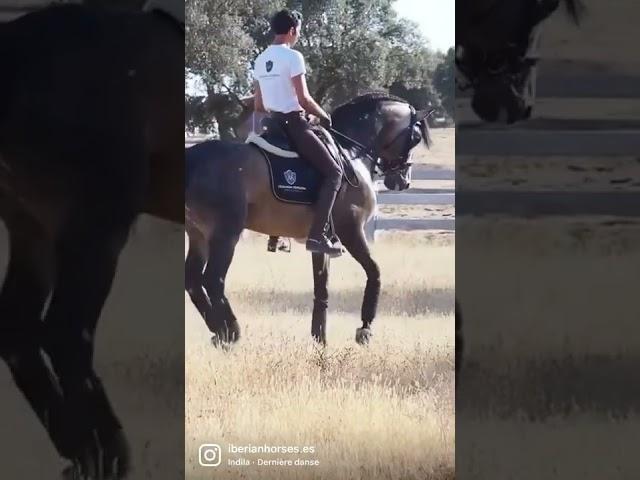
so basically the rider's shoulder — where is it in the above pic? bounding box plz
[289,48,305,61]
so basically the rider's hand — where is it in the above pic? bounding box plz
[320,115,332,129]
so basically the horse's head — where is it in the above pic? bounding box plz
[332,94,432,191]
[457,0,582,124]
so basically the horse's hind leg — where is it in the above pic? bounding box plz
[311,252,329,345]
[0,214,79,459]
[203,228,242,346]
[185,229,211,321]
[42,222,132,479]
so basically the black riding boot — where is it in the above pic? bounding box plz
[306,181,343,257]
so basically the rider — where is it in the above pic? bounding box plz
[253,9,343,257]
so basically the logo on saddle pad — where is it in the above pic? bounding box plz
[266,60,273,73]
[284,169,297,185]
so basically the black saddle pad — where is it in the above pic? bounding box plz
[251,125,357,205]
[255,146,322,205]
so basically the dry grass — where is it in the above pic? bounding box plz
[185,234,455,479]
[457,217,640,477]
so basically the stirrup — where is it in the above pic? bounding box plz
[306,235,344,257]
[267,236,291,253]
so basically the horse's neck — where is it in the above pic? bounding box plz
[350,156,374,180]
[350,153,375,180]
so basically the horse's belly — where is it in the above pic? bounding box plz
[246,198,313,238]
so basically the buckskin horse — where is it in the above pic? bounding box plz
[0,3,182,478]
[185,93,431,348]
[456,0,584,124]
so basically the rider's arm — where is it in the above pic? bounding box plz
[253,81,266,113]
[289,51,331,125]
[292,73,331,124]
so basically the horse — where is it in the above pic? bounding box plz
[456,0,584,124]
[0,4,182,478]
[185,93,431,347]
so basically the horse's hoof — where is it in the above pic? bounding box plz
[61,431,131,479]
[210,335,233,351]
[355,328,372,345]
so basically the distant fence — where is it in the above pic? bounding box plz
[457,74,640,218]
[186,136,456,239]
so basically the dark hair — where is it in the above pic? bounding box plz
[270,9,302,35]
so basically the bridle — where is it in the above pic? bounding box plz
[330,105,432,178]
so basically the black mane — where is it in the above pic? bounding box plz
[332,91,409,119]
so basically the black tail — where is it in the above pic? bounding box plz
[185,139,229,190]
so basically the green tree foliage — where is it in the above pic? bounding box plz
[432,47,455,120]
[185,0,453,134]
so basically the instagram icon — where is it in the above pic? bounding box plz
[199,444,222,467]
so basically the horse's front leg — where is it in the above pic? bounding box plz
[340,229,380,345]
[311,252,329,345]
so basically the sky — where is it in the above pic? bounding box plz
[393,0,455,52]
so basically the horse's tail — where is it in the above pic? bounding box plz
[185,139,227,190]
[185,142,203,190]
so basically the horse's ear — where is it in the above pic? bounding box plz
[415,109,435,122]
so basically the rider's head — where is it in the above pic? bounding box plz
[271,9,302,46]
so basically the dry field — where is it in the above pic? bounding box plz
[185,232,455,479]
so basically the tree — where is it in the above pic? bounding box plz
[185,0,451,135]
[432,47,455,120]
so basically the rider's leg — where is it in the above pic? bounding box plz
[281,112,343,256]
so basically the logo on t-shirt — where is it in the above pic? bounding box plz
[266,60,273,73]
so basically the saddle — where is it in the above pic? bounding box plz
[246,117,354,205]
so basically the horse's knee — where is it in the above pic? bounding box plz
[365,261,381,285]
[185,263,202,296]
[43,329,92,381]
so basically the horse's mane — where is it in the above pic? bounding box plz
[332,91,409,117]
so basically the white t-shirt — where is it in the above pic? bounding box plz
[253,44,306,114]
